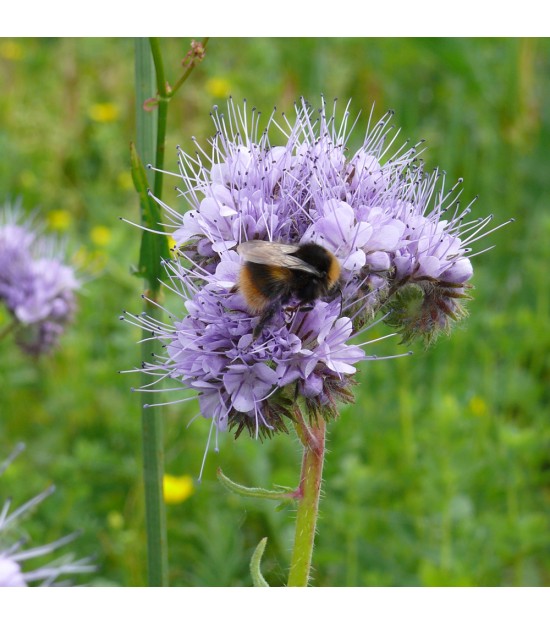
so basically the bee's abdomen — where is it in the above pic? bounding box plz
[239,262,292,312]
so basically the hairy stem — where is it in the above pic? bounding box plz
[287,416,326,587]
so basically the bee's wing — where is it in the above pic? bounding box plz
[237,240,321,276]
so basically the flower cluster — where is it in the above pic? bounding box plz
[0,443,95,586]
[126,98,503,447]
[0,200,79,355]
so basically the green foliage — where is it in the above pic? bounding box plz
[130,141,171,286]
[250,537,270,587]
[1,37,549,586]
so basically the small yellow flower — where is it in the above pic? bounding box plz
[163,474,194,504]
[468,395,488,417]
[0,40,23,61]
[88,102,119,123]
[47,209,72,231]
[90,225,112,247]
[205,77,231,99]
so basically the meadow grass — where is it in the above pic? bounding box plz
[0,37,549,586]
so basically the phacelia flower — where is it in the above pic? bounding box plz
[124,97,508,461]
[0,443,95,586]
[0,200,79,355]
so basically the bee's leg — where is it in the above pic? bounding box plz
[283,305,296,323]
[284,302,314,315]
[283,303,316,327]
[285,303,314,317]
[252,299,282,339]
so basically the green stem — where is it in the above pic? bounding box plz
[148,37,209,201]
[148,38,168,200]
[140,296,168,586]
[134,36,208,587]
[135,40,157,189]
[134,37,168,587]
[287,415,326,587]
[170,38,210,95]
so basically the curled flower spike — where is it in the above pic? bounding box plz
[0,443,96,586]
[0,199,79,355]
[124,97,508,469]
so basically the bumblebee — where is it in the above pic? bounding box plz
[235,240,341,338]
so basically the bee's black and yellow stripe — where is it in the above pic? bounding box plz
[239,262,293,312]
[236,241,342,338]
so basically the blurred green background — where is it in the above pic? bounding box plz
[0,37,549,586]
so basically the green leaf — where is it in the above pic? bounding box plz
[130,141,171,290]
[275,498,297,512]
[250,538,269,587]
[217,468,296,500]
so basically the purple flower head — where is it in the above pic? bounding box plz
[0,207,36,315]
[0,201,79,355]
[125,97,507,459]
[0,443,96,586]
[128,254,365,445]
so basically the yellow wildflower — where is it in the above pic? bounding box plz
[468,395,488,417]
[90,225,112,247]
[163,474,194,504]
[47,209,72,231]
[0,40,23,61]
[88,102,119,123]
[205,77,231,99]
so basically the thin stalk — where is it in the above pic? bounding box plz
[135,40,157,189]
[134,37,168,587]
[170,37,209,95]
[140,298,168,587]
[148,37,209,200]
[148,38,168,200]
[287,415,326,587]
